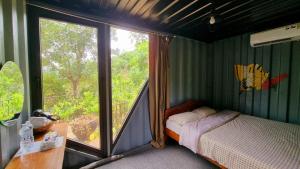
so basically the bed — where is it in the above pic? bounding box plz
[165,100,300,169]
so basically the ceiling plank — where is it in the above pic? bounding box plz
[138,0,160,18]
[106,0,120,8]
[223,0,272,21]
[152,0,179,19]
[124,0,138,11]
[129,0,148,15]
[116,0,130,11]
[173,11,210,30]
[161,0,198,23]
[215,1,233,10]
[220,0,254,15]
[223,0,299,26]
[29,0,300,42]
[167,2,212,28]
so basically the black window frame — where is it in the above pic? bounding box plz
[27,5,112,157]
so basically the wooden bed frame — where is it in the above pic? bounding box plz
[164,100,227,169]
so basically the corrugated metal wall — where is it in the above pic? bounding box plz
[0,0,30,119]
[0,0,30,167]
[170,36,208,106]
[170,34,300,125]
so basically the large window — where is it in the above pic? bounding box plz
[40,18,100,148]
[28,6,149,156]
[110,28,149,140]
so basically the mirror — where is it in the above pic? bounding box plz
[0,61,24,122]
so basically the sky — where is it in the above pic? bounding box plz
[111,28,136,53]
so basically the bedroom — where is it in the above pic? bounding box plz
[0,0,300,169]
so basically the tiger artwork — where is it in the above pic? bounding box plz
[234,64,288,92]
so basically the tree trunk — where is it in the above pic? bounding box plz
[71,80,80,99]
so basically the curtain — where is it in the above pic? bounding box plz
[149,34,173,148]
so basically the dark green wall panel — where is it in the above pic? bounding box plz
[170,34,300,125]
[0,0,30,116]
[170,36,207,106]
[0,0,29,167]
[289,41,300,124]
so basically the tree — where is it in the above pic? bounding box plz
[111,39,149,137]
[0,62,24,121]
[39,19,149,142]
[40,19,97,99]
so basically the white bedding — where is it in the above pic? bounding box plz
[166,120,182,134]
[166,114,300,169]
[199,115,300,169]
[179,111,239,153]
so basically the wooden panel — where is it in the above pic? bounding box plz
[165,128,179,142]
[138,0,159,17]
[28,0,300,42]
[5,123,67,169]
[129,0,147,15]
[116,0,129,11]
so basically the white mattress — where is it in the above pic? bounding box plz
[199,115,300,169]
[166,114,300,169]
[166,119,182,134]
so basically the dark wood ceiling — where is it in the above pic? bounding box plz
[28,0,300,42]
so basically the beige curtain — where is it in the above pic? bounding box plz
[149,34,173,148]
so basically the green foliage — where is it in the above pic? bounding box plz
[0,62,24,121]
[111,40,149,137]
[40,18,99,120]
[38,19,149,141]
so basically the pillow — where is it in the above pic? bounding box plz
[192,106,216,118]
[168,112,201,126]
[164,100,205,120]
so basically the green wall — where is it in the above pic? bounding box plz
[170,36,208,105]
[0,0,30,167]
[0,0,30,119]
[170,34,300,125]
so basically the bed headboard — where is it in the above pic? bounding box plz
[164,100,205,120]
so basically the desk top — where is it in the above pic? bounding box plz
[5,123,68,169]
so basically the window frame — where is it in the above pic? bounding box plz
[27,5,112,157]
[111,80,149,147]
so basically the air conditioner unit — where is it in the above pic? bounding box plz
[250,23,300,47]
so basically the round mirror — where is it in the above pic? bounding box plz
[0,61,24,122]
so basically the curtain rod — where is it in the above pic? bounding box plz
[27,2,176,38]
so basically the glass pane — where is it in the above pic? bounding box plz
[40,18,100,148]
[0,62,24,122]
[110,27,149,140]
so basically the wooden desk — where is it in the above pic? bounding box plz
[5,123,68,169]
